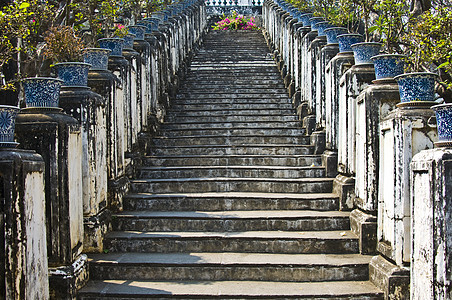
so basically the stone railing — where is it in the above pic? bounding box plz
[1,1,207,299]
[262,1,449,299]
[205,0,263,16]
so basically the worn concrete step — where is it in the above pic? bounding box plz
[149,144,313,156]
[187,68,280,74]
[103,230,359,254]
[88,253,370,282]
[171,103,292,111]
[181,83,286,90]
[78,279,383,299]
[185,74,283,80]
[112,210,349,232]
[142,154,321,167]
[123,192,339,211]
[166,109,295,118]
[176,93,290,100]
[161,120,301,129]
[182,79,283,85]
[151,136,310,147]
[138,165,325,179]
[159,127,305,137]
[172,99,293,106]
[165,115,298,123]
[130,177,333,194]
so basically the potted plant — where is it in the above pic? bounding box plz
[43,26,91,87]
[0,105,20,147]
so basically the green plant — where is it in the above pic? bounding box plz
[371,0,409,53]
[287,0,311,12]
[352,0,378,40]
[43,26,85,63]
[113,23,129,38]
[212,11,260,31]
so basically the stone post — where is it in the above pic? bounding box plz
[334,64,375,210]
[370,105,437,299]
[351,81,400,255]
[15,108,87,299]
[1,148,48,300]
[294,25,311,116]
[411,147,452,299]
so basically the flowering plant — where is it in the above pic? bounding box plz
[113,24,129,38]
[212,11,260,31]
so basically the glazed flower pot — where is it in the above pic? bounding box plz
[432,103,452,146]
[0,105,19,145]
[324,27,348,44]
[300,13,313,27]
[123,33,136,50]
[394,72,439,102]
[316,21,333,36]
[337,34,363,53]
[309,17,325,30]
[83,48,111,71]
[23,77,63,108]
[98,38,125,57]
[371,54,406,80]
[128,25,147,40]
[351,42,382,65]
[53,62,92,87]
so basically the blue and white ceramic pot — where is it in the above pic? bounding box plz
[82,48,111,71]
[128,25,147,40]
[316,21,333,37]
[53,62,92,87]
[123,33,136,50]
[324,27,348,44]
[337,34,363,53]
[432,103,452,145]
[300,13,313,27]
[394,72,439,102]
[98,38,125,57]
[0,105,19,145]
[309,17,325,30]
[350,42,382,65]
[23,77,63,108]
[371,54,406,80]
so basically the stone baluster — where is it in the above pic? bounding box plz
[15,109,86,299]
[411,147,452,299]
[370,104,437,298]
[1,148,48,300]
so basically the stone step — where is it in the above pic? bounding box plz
[171,103,292,111]
[161,121,301,129]
[159,127,305,137]
[138,165,325,179]
[123,192,339,211]
[151,136,310,147]
[185,74,283,80]
[142,154,321,167]
[130,177,333,194]
[173,98,293,105]
[149,144,313,156]
[87,253,370,282]
[176,93,290,99]
[166,109,295,117]
[78,280,384,299]
[112,210,349,232]
[182,79,283,85]
[165,115,299,123]
[103,230,359,254]
[180,83,286,89]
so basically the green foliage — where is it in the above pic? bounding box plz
[43,26,85,63]
[371,0,409,53]
[286,0,312,11]
[212,11,260,31]
[403,6,452,89]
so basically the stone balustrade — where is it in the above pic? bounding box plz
[1,1,207,298]
[263,0,447,298]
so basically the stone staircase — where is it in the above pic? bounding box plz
[78,31,383,299]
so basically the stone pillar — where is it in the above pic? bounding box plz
[293,26,311,115]
[58,87,109,253]
[300,29,317,108]
[15,108,87,299]
[370,104,437,299]
[411,147,452,299]
[334,64,375,210]
[1,148,48,300]
[351,81,400,255]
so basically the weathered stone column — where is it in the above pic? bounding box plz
[1,148,48,300]
[370,105,437,299]
[351,81,400,255]
[411,147,452,299]
[15,108,86,299]
[334,64,375,210]
[293,25,311,116]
